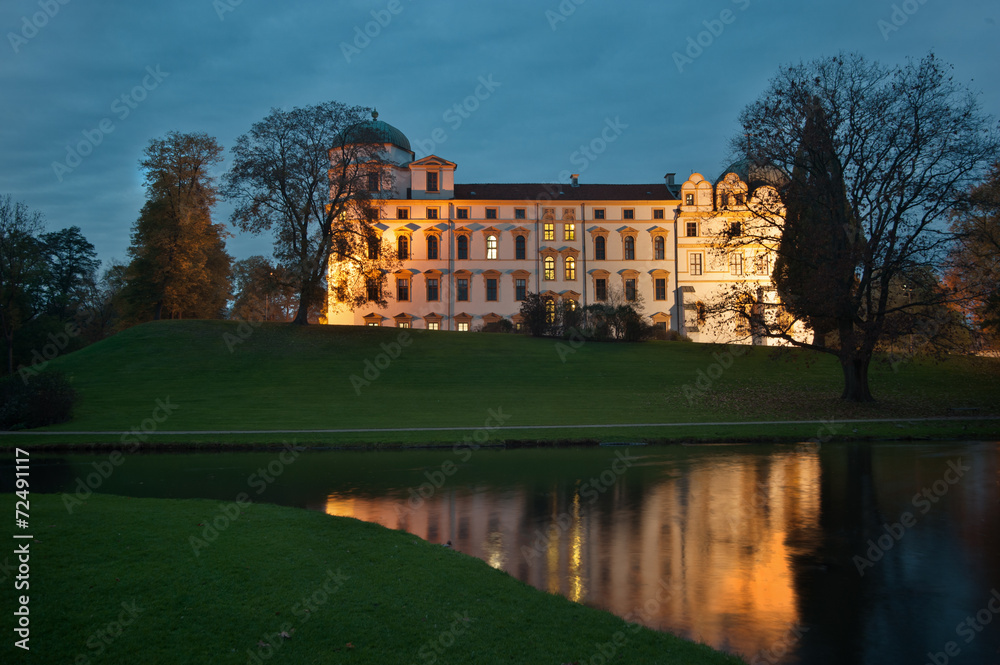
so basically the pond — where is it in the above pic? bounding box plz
[12,440,1000,664]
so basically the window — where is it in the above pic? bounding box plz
[685,193,694,206]
[457,235,469,260]
[544,256,555,280]
[566,298,577,311]
[623,209,634,220]
[427,321,440,331]
[457,278,469,301]
[485,208,497,220]
[366,277,379,301]
[427,207,439,220]
[595,278,607,301]
[486,235,498,260]
[367,321,380,327]
[367,172,380,192]
[564,224,576,241]
[730,221,742,236]
[564,256,576,281]
[515,278,527,301]
[427,235,439,260]
[690,252,703,276]
[397,236,409,260]
[595,236,606,260]
[397,321,410,329]
[397,208,409,220]
[456,208,469,220]
[543,223,554,241]
[486,278,498,301]
[396,277,410,301]
[515,235,526,260]
[754,252,771,275]
[735,193,745,205]
[654,236,665,260]
[544,298,556,323]
[653,209,665,220]
[367,236,380,259]
[426,278,439,302]
[594,209,605,220]
[655,278,666,301]
[426,171,439,192]
[625,278,636,301]
[515,208,526,220]
[730,252,744,276]
[720,193,730,208]
[624,236,635,260]
[686,221,698,237]
[457,322,469,332]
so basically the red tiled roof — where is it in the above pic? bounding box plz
[453,183,679,201]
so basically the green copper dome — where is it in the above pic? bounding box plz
[342,111,411,152]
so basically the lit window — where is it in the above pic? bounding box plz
[486,235,498,260]
[623,209,634,220]
[426,171,439,192]
[486,278,498,301]
[625,278,636,301]
[458,322,469,332]
[515,278,526,301]
[427,235,439,260]
[457,278,469,301]
[515,235,526,260]
[456,208,469,219]
[685,193,694,206]
[485,208,497,220]
[397,321,410,328]
[426,278,439,302]
[457,235,468,260]
[397,208,409,220]
[686,222,697,237]
[515,208,526,219]
[730,252,744,276]
[427,321,440,331]
[545,298,555,323]
[594,209,605,220]
[566,298,577,311]
[427,208,439,220]
[543,223,554,241]
[654,236,665,260]
[595,278,607,301]
[624,236,635,260]
[564,224,576,241]
[653,209,664,219]
[564,256,576,280]
[397,278,410,301]
[690,253,703,276]
[544,256,555,280]
[655,278,666,301]
[595,236,606,261]
[367,321,380,327]
[397,236,409,260]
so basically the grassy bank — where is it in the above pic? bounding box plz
[0,494,745,665]
[4,320,999,446]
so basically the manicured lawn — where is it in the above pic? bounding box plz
[0,493,746,665]
[4,319,999,445]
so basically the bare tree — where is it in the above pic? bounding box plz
[222,102,398,325]
[710,53,999,401]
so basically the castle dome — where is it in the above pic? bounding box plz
[715,159,787,191]
[342,110,411,152]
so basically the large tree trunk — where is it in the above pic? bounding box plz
[840,352,874,402]
[292,291,311,325]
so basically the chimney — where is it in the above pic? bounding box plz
[570,173,579,187]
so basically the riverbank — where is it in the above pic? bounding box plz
[1,493,746,665]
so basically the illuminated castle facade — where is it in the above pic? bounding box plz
[326,116,783,342]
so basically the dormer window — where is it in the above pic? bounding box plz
[426,171,439,192]
[685,193,694,206]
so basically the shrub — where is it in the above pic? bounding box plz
[0,370,77,430]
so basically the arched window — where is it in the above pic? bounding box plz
[457,235,469,260]
[624,236,635,260]
[515,235,526,260]
[564,256,576,280]
[544,256,555,280]
[397,236,409,260]
[545,298,556,323]
[595,236,606,260]
[486,234,498,260]
[427,235,439,260]
[654,236,665,260]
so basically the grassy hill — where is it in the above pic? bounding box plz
[8,320,1000,445]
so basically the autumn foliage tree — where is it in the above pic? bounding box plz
[123,132,231,322]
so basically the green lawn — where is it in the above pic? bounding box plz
[5,319,1000,446]
[0,494,746,665]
